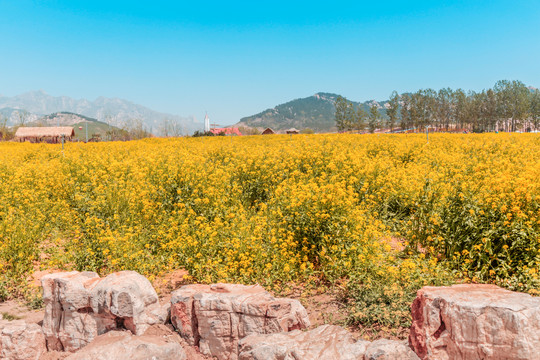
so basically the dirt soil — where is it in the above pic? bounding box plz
[288,288,349,330]
[0,300,44,325]
[279,284,409,341]
[152,268,190,302]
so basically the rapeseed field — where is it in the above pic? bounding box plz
[0,133,538,331]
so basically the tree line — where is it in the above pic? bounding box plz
[335,80,540,133]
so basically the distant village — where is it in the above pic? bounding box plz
[2,123,303,144]
[0,110,309,144]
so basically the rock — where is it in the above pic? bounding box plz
[0,320,47,360]
[409,284,540,360]
[41,271,101,351]
[363,339,419,360]
[171,283,310,360]
[142,324,209,360]
[89,271,169,335]
[239,324,370,360]
[64,330,186,360]
[39,351,70,360]
[41,270,168,352]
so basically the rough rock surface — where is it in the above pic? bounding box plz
[88,271,169,335]
[41,270,168,352]
[42,271,104,351]
[63,330,186,360]
[363,339,420,360]
[0,320,47,360]
[170,283,310,360]
[409,284,540,360]
[142,324,210,360]
[238,324,370,360]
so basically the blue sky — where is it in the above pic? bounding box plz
[1,1,539,124]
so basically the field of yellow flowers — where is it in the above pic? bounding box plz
[0,133,538,331]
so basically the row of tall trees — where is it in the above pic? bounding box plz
[336,80,540,133]
[335,97,382,133]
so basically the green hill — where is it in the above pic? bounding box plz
[237,93,387,132]
[72,120,114,141]
[35,112,121,141]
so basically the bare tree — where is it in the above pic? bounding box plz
[0,115,14,140]
[169,119,184,137]
[105,114,129,141]
[159,118,170,137]
[159,117,184,137]
[530,89,540,131]
[125,118,152,140]
[16,109,30,126]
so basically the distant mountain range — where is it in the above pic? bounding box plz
[237,93,387,132]
[0,90,201,134]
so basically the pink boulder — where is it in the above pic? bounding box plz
[238,324,370,360]
[170,283,310,360]
[363,339,419,360]
[64,330,186,360]
[41,270,168,352]
[409,284,540,360]
[0,320,46,360]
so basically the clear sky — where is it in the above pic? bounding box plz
[1,1,539,125]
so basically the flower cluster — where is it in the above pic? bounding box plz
[0,134,538,328]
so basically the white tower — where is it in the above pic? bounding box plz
[204,113,210,132]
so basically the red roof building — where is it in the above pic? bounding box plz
[210,127,242,136]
